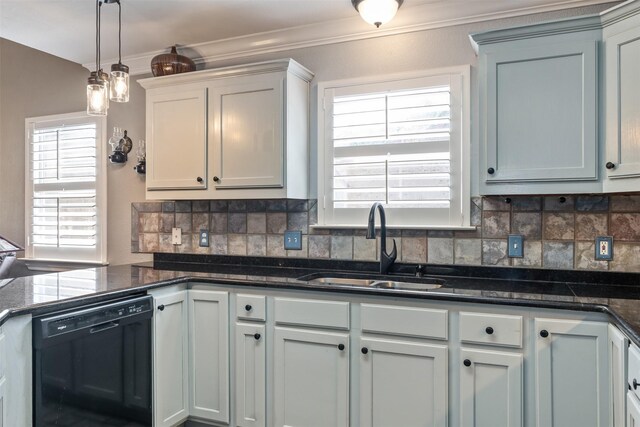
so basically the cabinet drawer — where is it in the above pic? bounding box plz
[361,304,447,340]
[236,294,266,322]
[459,312,523,348]
[628,344,640,401]
[274,298,349,330]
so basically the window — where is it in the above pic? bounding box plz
[25,112,107,263]
[317,67,470,228]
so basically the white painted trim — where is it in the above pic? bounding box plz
[84,0,614,75]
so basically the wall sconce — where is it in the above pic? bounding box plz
[108,127,132,163]
[352,0,403,28]
[134,139,146,174]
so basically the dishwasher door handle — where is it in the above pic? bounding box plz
[89,321,120,334]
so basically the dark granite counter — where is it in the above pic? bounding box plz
[1,255,640,346]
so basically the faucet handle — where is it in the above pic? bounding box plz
[388,239,397,261]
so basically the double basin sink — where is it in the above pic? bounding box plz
[297,273,445,292]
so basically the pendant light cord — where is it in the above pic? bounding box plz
[96,0,103,75]
[118,0,122,64]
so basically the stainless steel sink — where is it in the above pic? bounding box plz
[302,275,444,291]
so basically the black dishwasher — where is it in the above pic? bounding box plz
[33,295,153,426]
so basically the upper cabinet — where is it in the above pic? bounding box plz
[472,2,640,195]
[603,4,640,192]
[472,16,603,195]
[139,59,314,200]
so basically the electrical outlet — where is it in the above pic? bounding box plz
[199,229,209,247]
[172,228,182,245]
[508,234,524,258]
[284,230,302,250]
[595,236,613,261]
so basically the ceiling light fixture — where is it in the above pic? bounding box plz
[109,0,129,103]
[352,0,403,28]
[87,0,109,116]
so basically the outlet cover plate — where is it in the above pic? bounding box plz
[508,234,524,258]
[199,229,209,247]
[284,230,302,250]
[595,236,613,260]
[171,228,182,245]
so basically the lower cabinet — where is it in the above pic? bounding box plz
[188,290,229,423]
[152,290,189,427]
[273,327,350,427]
[609,324,628,427]
[535,318,609,427]
[359,337,448,427]
[629,391,640,426]
[235,323,266,427]
[459,348,523,427]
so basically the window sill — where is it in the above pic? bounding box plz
[21,258,108,272]
[309,224,477,231]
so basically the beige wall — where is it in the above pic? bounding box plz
[0,38,149,265]
[0,3,617,266]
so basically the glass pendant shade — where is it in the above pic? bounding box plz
[87,71,109,116]
[353,0,403,28]
[110,63,130,102]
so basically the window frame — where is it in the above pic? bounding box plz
[24,112,107,263]
[316,66,471,229]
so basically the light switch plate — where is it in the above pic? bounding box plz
[595,236,613,261]
[171,228,182,245]
[284,230,302,250]
[508,234,524,258]
[199,229,209,247]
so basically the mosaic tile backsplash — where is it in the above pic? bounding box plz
[132,195,640,272]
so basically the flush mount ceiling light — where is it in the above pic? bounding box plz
[86,0,129,116]
[352,0,403,28]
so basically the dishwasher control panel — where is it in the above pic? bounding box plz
[33,295,153,341]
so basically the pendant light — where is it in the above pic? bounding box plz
[352,0,403,28]
[87,0,109,116]
[109,0,129,103]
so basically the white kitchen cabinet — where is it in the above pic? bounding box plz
[209,74,284,189]
[471,17,602,195]
[604,7,640,192]
[145,87,208,191]
[273,326,349,427]
[187,290,229,423]
[235,323,266,427]
[535,318,609,427]
[459,348,523,427]
[152,290,189,427]
[609,324,628,427]
[629,392,640,427]
[359,337,448,427]
[139,59,313,200]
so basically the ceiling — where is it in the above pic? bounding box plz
[0,0,614,69]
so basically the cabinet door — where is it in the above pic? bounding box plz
[609,324,628,427]
[146,87,208,190]
[535,318,608,427]
[629,392,640,427]
[274,327,349,427]
[153,291,188,427]
[0,377,5,427]
[360,337,447,427]
[188,290,229,423]
[460,348,523,427]
[210,74,284,189]
[605,24,640,189]
[481,40,598,187]
[236,323,266,427]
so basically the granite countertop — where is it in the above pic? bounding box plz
[1,254,640,346]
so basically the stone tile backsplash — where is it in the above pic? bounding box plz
[132,195,640,272]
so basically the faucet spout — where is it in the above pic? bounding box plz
[366,202,397,274]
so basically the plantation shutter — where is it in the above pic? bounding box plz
[26,113,106,263]
[322,73,466,227]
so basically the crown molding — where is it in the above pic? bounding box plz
[84,0,614,75]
